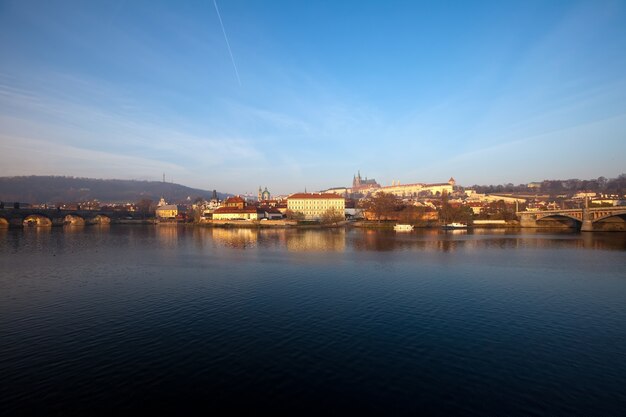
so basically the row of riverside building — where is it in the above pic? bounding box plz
[210,193,346,221]
[156,175,457,222]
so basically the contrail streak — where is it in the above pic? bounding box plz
[213,0,241,86]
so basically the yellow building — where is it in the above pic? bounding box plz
[287,193,345,220]
[212,207,265,221]
[155,204,180,219]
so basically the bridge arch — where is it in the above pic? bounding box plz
[593,211,626,223]
[64,214,85,226]
[592,212,626,231]
[536,214,582,223]
[93,214,111,225]
[23,214,53,227]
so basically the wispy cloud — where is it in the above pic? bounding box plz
[0,75,265,188]
[213,0,241,86]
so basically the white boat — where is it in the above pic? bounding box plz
[394,224,414,232]
[442,222,468,229]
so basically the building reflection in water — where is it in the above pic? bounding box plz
[206,228,347,252]
[210,227,260,249]
[139,224,626,254]
[62,224,86,234]
[350,228,465,252]
[155,224,182,248]
[285,229,345,252]
[347,228,625,253]
[2,225,625,255]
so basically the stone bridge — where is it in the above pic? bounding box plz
[0,208,148,228]
[517,206,626,232]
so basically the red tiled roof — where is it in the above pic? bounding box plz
[287,193,345,200]
[225,196,245,203]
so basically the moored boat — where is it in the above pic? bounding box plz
[442,222,467,229]
[394,224,414,232]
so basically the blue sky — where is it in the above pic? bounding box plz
[0,0,625,194]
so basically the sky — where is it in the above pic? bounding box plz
[0,0,625,195]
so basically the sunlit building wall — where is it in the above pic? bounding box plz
[287,193,345,220]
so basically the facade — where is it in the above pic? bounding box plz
[573,192,597,200]
[212,207,265,221]
[261,207,284,219]
[287,193,346,220]
[466,193,526,204]
[156,204,184,219]
[200,199,222,220]
[376,177,456,198]
[223,196,246,209]
[322,187,350,196]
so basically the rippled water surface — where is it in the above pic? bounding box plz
[1,226,626,415]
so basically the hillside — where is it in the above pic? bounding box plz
[0,176,228,204]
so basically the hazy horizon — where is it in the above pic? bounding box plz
[1,1,625,195]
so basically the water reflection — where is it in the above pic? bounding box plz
[206,227,347,252]
[62,224,86,233]
[347,228,626,252]
[155,224,183,247]
[286,229,345,252]
[2,226,626,416]
[1,226,625,254]
[210,227,259,249]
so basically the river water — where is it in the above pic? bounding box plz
[1,226,625,415]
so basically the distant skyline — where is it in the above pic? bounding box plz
[1,0,625,194]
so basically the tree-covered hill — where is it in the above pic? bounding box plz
[0,176,229,204]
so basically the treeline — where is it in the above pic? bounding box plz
[358,192,436,223]
[470,174,626,195]
[0,175,227,204]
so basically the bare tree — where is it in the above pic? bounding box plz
[360,192,399,221]
[136,199,153,218]
[320,207,344,225]
[285,210,305,221]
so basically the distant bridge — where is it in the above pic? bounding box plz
[0,208,148,228]
[517,206,626,232]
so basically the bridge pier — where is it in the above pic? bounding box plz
[519,215,538,228]
[581,219,594,232]
[581,206,593,232]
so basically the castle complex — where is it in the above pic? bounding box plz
[352,171,380,191]
[346,172,455,197]
[378,177,456,197]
